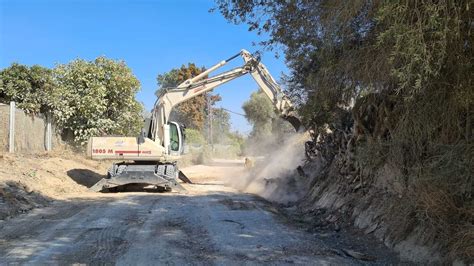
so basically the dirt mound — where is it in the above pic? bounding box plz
[0,150,109,220]
[0,181,51,220]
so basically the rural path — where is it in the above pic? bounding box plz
[0,161,399,265]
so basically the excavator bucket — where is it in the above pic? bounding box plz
[284,114,303,132]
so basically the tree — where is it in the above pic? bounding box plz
[0,63,57,114]
[210,107,231,143]
[242,90,294,155]
[185,128,206,146]
[53,57,143,144]
[226,130,245,152]
[157,63,221,131]
[242,90,274,139]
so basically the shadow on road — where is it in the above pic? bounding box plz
[67,169,105,188]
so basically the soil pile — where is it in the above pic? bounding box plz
[0,150,108,220]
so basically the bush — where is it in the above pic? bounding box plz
[185,128,206,146]
[0,58,144,145]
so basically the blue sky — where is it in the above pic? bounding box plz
[0,0,288,134]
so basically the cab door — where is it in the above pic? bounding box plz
[168,122,183,156]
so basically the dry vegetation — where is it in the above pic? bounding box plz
[298,96,473,262]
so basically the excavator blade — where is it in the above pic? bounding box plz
[89,163,188,193]
[178,171,193,184]
[89,178,112,192]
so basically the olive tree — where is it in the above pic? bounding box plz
[0,63,57,114]
[53,57,143,144]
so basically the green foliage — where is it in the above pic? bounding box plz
[0,63,57,114]
[53,57,143,144]
[241,90,295,155]
[227,130,245,149]
[215,0,472,178]
[209,108,231,143]
[376,2,470,95]
[215,0,381,132]
[157,63,222,131]
[212,130,245,158]
[0,57,143,145]
[185,117,243,159]
[242,90,274,139]
[185,128,206,145]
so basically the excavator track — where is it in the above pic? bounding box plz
[90,163,191,192]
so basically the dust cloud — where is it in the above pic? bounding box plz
[225,132,311,204]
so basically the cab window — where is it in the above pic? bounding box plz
[169,123,180,152]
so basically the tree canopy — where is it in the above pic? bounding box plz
[156,63,221,131]
[0,57,144,144]
[215,1,472,134]
[242,90,274,139]
[0,64,57,114]
[210,107,231,143]
[53,57,143,144]
[242,89,295,154]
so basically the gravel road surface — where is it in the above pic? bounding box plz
[0,162,398,265]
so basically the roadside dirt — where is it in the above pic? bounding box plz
[0,151,110,219]
[0,154,402,264]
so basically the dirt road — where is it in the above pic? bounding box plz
[0,162,399,265]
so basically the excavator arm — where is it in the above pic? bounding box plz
[242,51,302,131]
[151,49,302,147]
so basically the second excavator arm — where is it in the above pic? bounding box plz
[150,49,302,146]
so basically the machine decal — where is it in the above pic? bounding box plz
[92,149,113,154]
[114,150,152,154]
[114,140,125,147]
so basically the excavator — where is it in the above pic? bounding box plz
[87,49,302,192]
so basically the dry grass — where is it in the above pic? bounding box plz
[385,181,474,262]
[350,88,473,262]
[449,227,474,261]
[415,183,474,262]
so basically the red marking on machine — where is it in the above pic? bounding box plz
[114,150,152,154]
[115,150,139,154]
[93,149,106,154]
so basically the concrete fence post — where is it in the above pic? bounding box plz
[46,113,52,151]
[8,101,15,153]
